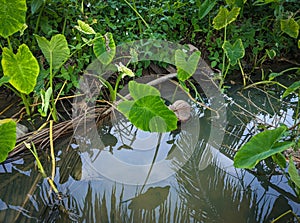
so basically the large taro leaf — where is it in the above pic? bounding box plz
[128,186,170,210]
[1,44,39,94]
[93,32,116,65]
[0,119,16,163]
[213,6,240,30]
[129,80,160,100]
[117,81,178,133]
[0,0,27,38]
[280,18,299,39]
[35,34,70,70]
[222,39,245,65]
[234,126,294,169]
[175,50,201,81]
[119,95,177,132]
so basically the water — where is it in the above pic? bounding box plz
[0,83,299,222]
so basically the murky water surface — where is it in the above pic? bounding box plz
[0,84,299,222]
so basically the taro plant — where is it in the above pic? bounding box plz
[234,66,300,195]
[74,20,123,102]
[234,125,300,196]
[0,119,17,163]
[35,34,70,121]
[117,81,178,132]
[74,21,203,133]
[212,5,246,87]
[115,48,201,133]
[0,0,40,115]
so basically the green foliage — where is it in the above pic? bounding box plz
[30,0,45,15]
[1,44,40,94]
[0,119,16,163]
[35,34,70,70]
[175,50,201,81]
[38,87,52,117]
[117,81,178,133]
[280,18,299,39]
[93,32,116,65]
[127,80,160,100]
[75,20,96,35]
[288,158,300,190]
[282,81,300,98]
[0,0,26,38]
[198,0,217,20]
[234,126,294,169]
[222,39,245,66]
[213,6,240,30]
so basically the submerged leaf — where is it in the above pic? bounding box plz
[128,186,170,210]
[0,119,16,163]
[35,34,70,69]
[1,44,40,94]
[234,126,294,169]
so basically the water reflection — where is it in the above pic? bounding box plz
[0,84,299,222]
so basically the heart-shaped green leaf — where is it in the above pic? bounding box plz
[175,50,201,81]
[75,20,96,35]
[222,39,245,65]
[129,95,177,132]
[117,81,178,133]
[282,81,300,98]
[0,119,16,163]
[93,32,116,65]
[281,18,299,39]
[0,0,27,38]
[35,34,70,70]
[213,6,240,30]
[234,126,294,169]
[1,44,40,94]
